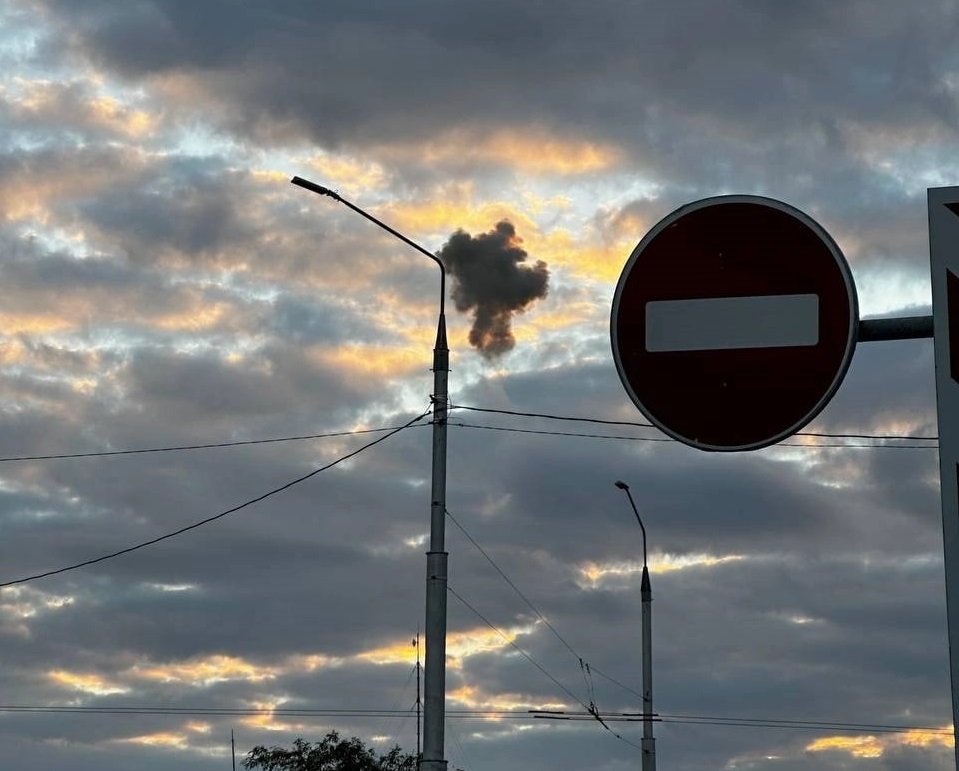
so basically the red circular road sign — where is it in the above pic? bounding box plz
[611,195,858,451]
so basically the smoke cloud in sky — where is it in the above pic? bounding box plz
[438,220,549,360]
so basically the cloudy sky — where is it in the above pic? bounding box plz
[1,1,958,769]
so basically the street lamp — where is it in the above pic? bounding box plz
[615,480,656,771]
[292,176,450,771]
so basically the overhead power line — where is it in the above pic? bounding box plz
[446,509,585,663]
[530,710,952,735]
[0,424,429,463]
[449,421,937,450]
[451,404,939,444]
[0,704,946,736]
[0,409,431,589]
[0,403,932,464]
[657,712,953,735]
[446,583,644,753]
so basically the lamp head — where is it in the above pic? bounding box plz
[614,480,629,491]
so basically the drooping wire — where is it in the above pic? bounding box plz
[376,663,418,749]
[446,509,584,662]
[0,402,933,463]
[447,508,643,747]
[0,408,432,588]
[0,424,428,463]
[447,508,600,716]
[446,584,644,753]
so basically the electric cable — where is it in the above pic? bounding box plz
[0,704,945,735]
[657,712,953,735]
[451,404,938,443]
[531,711,951,735]
[0,408,431,588]
[446,584,644,753]
[0,424,429,463]
[447,508,607,717]
[446,714,478,771]
[445,509,585,662]
[449,421,937,450]
[0,404,931,463]
[377,663,418,749]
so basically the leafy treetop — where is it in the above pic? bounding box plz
[243,732,420,771]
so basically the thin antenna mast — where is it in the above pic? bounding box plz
[415,632,422,765]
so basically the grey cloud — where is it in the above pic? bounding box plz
[32,1,959,158]
[76,162,257,265]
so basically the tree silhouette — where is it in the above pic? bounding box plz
[243,732,418,771]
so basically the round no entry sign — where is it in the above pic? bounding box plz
[611,195,858,452]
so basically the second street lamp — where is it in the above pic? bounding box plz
[291,176,450,771]
[615,480,656,771]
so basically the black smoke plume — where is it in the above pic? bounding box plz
[438,221,549,360]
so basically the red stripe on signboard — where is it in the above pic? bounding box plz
[950,270,959,385]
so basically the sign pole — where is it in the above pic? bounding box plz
[929,186,959,765]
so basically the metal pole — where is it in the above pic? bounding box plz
[231,728,236,771]
[290,177,448,771]
[415,633,422,765]
[615,481,655,771]
[928,186,959,768]
[423,313,449,771]
[640,565,655,771]
[858,314,933,342]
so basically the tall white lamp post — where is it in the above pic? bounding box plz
[292,177,450,771]
[615,480,656,771]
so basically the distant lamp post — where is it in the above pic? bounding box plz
[615,480,656,771]
[291,176,450,771]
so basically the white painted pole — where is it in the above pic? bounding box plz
[290,177,449,771]
[928,186,959,767]
[641,565,655,771]
[616,481,656,771]
[422,313,449,771]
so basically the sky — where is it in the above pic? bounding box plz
[0,1,957,769]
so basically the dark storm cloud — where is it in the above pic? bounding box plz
[30,0,959,158]
[438,220,548,359]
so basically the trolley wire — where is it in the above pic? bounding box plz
[446,583,644,753]
[0,704,946,735]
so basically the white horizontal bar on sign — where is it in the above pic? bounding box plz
[645,293,819,352]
